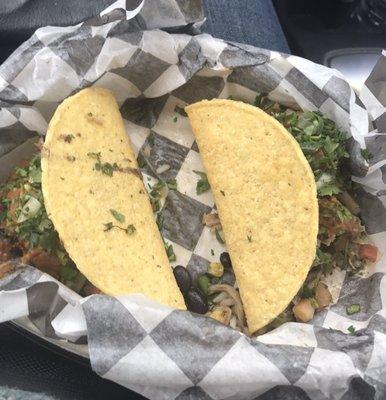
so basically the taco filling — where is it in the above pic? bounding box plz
[0,93,378,335]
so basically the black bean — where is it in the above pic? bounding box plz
[220,252,232,269]
[10,246,23,258]
[187,262,209,286]
[221,270,236,286]
[173,265,191,294]
[185,289,208,314]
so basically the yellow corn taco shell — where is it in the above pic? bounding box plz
[42,87,185,309]
[185,99,318,333]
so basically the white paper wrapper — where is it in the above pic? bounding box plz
[0,1,386,399]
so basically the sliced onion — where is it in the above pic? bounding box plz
[17,196,41,223]
[209,284,246,328]
[156,164,170,174]
[220,297,235,307]
[229,315,237,329]
[212,291,228,303]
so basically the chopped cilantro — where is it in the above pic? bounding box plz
[193,170,210,195]
[39,230,57,251]
[60,266,78,282]
[316,173,341,197]
[323,136,339,154]
[309,298,319,309]
[174,105,187,117]
[301,286,315,298]
[0,208,7,223]
[63,134,75,143]
[360,148,372,161]
[173,116,177,123]
[215,228,225,244]
[151,197,161,213]
[315,248,332,267]
[254,94,274,111]
[103,222,114,231]
[211,249,215,256]
[270,108,349,198]
[137,152,147,169]
[103,221,136,235]
[87,152,101,160]
[156,213,164,230]
[110,209,125,223]
[346,304,361,315]
[220,190,225,196]
[88,152,120,176]
[318,184,341,197]
[347,325,356,335]
[0,155,69,258]
[164,241,176,262]
[101,162,119,176]
[150,180,166,198]
[337,204,352,221]
[15,167,28,177]
[125,224,136,235]
[247,235,252,243]
[166,179,177,191]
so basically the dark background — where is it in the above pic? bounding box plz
[1,0,385,399]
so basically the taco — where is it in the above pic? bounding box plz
[186,99,319,333]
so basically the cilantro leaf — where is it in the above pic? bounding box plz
[337,204,352,221]
[254,94,274,111]
[156,213,164,230]
[103,222,114,231]
[346,304,361,315]
[137,152,147,168]
[166,179,177,191]
[323,136,339,154]
[347,325,356,335]
[174,105,187,117]
[360,148,372,161]
[125,224,136,235]
[318,184,341,197]
[110,209,125,223]
[215,228,225,244]
[164,241,176,262]
[316,173,341,197]
[193,170,210,195]
[297,112,323,136]
[87,152,101,160]
[60,266,78,282]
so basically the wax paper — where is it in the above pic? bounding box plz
[0,1,385,399]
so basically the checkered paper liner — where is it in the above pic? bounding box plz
[0,1,386,399]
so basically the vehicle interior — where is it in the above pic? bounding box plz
[0,0,384,399]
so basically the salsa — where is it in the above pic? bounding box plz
[0,154,99,295]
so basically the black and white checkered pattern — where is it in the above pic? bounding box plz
[0,1,386,399]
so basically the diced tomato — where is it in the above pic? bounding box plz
[23,249,61,278]
[83,282,102,296]
[6,188,21,201]
[358,244,378,263]
[0,262,18,279]
[17,159,29,169]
